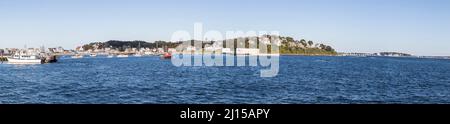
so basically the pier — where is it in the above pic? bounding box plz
[41,55,58,63]
[0,56,7,62]
[0,50,5,62]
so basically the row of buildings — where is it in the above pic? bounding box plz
[75,46,174,55]
[75,46,263,55]
[74,41,270,55]
[0,46,72,56]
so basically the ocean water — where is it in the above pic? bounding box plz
[0,56,450,104]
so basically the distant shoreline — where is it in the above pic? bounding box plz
[280,53,337,56]
[280,54,450,60]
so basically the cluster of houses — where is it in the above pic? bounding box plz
[1,48,18,56]
[71,43,271,56]
[0,48,45,56]
[73,45,177,55]
[179,45,263,55]
[0,46,79,57]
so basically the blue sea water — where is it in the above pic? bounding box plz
[0,56,450,104]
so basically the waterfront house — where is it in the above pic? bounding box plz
[236,48,260,55]
[222,48,232,54]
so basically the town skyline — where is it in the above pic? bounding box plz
[1,0,450,56]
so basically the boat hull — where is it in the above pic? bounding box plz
[117,55,129,58]
[161,53,172,59]
[7,58,42,64]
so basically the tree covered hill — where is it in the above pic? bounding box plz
[81,35,337,55]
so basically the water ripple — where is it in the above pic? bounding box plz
[1,56,450,103]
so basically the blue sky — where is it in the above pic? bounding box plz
[0,0,449,56]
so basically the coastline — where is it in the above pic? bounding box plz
[280,53,337,56]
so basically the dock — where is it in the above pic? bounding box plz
[0,56,7,62]
[42,55,58,63]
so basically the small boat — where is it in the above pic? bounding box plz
[161,52,172,59]
[134,42,143,57]
[107,55,115,58]
[134,53,143,57]
[90,54,97,57]
[7,52,42,64]
[117,54,129,58]
[71,54,83,59]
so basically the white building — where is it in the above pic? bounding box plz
[204,46,222,51]
[185,46,196,51]
[236,48,260,55]
[222,48,232,54]
[168,48,177,53]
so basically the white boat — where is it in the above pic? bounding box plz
[71,54,83,59]
[134,54,143,57]
[7,52,42,64]
[90,54,97,57]
[117,54,129,58]
[134,42,143,57]
[107,55,115,58]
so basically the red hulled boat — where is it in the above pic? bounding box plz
[162,52,172,59]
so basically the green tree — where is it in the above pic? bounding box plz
[308,40,314,47]
[82,44,94,51]
[325,46,334,51]
[319,44,325,49]
[286,37,294,42]
[299,39,307,47]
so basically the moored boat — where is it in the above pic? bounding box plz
[71,54,83,59]
[90,53,97,57]
[134,53,143,57]
[117,54,129,58]
[161,52,172,59]
[7,51,42,64]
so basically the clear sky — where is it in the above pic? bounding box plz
[1,0,449,56]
